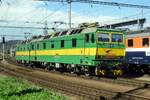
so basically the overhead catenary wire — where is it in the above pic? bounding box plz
[39,4,65,23]
[16,8,43,22]
[0,0,150,36]
[0,25,45,29]
[0,25,66,31]
[102,9,150,25]
[35,0,150,29]
[36,0,150,9]
[0,35,25,37]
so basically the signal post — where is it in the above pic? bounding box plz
[2,36,5,61]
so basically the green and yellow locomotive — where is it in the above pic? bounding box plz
[16,27,125,77]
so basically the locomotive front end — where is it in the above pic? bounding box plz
[95,30,125,76]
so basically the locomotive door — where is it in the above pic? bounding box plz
[31,43,36,61]
[34,42,37,61]
[83,34,91,64]
[28,44,31,62]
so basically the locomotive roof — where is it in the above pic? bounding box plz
[19,27,123,44]
[127,32,150,38]
[19,27,96,44]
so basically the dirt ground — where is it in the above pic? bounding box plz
[2,61,136,92]
[135,75,150,81]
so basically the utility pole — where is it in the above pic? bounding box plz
[44,20,48,35]
[24,32,32,40]
[2,36,5,61]
[68,0,72,29]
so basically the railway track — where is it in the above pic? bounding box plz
[0,60,150,100]
[114,85,150,100]
[7,58,150,87]
[49,72,149,87]
[0,61,117,100]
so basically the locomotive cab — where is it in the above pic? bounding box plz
[95,29,125,76]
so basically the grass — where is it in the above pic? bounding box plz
[0,75,67,100]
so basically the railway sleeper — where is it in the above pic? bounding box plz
[113,83,150,100]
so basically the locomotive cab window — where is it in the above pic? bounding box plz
[97,33,109,42]
[142,38,149,47]
[72,38,77,47]
[112,34,123,42]
[128,39,133,47]
[91,34,95,43]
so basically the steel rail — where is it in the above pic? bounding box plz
[0,61,150,100]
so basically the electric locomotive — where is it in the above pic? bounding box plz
[16,27,125,77]
[126,31,150,74]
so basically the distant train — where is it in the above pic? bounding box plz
[15,27,126,77]
[126,31,150,74]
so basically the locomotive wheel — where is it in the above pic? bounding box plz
[70,67,75,74]
[85,71,90,77]
[95,67,105,76]
[112,69,123,76]
[84,67,90,76]
[143,65,150,74]
[48,66,53,71]
[148,66,150,74]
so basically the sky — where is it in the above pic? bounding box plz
[0,0,150,41]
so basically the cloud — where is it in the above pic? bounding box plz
[0,0,117,24]
[0,0,118,41]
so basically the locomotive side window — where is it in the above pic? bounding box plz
[37,44,39,50]
[32,45,34,50]
[91,34,95,43]
[142,38,149,46]
[85,34,90,43]
[27,46,30,50]
[128,39,133,47]
[43,43,46,49]
[97,33,109,42]
[112,34,123,42]
[51,44,54,48]
[61,40,65,48]
[72,38,77,47]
